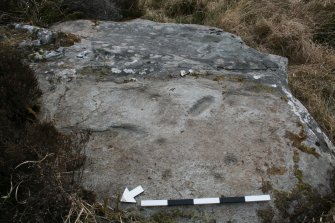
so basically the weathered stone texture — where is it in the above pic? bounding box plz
[30,20,335,222]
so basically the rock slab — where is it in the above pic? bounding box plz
[31,20,335,222]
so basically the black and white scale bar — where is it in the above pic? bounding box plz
[141,195,270,207]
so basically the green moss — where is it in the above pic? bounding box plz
[293,149,303,183]
[298,144,320,158]
[190,72,201,78]
[280,95,289,102]
[213,76,225,82]
[248,84,276,93]
[80,66,111,76]
[228,75,246,82]
[272,143,331,222]
[295,168,303,182]
[293,150,300,164]
[257,206,274,223]
[296,182,309,191]
[273,184,331,222]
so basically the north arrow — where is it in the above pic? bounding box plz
[120,186,144,203]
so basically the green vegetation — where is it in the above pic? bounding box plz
[269,148,332,222]
[227,75,246,83]
[257,206,274,223]
[293,150,300,163]
[298,144,321,159]
[247,84,276,94]
[273,185,331,223]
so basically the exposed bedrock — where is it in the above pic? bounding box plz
[30,19,335,222]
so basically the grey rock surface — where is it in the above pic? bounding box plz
[15,24,54,46]
[31,20,335,222]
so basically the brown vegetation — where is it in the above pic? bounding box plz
[0,40,190,223]
[1,0,334,221]
[0,45,92,222]
[138,0,335,144]
[0,0,141,26]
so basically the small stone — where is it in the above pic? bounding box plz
[45,48,64,60]
[37,29,54,45]
[55,69,77,82]
[31,40,41,46]
[77,50,90,59]
[180,70,188,77]
[15,24,37,33]
[111,68,122,73]
[31,52,44,61]
[18,40,31,48]
[123,69,135,74]
[15,23,54,45]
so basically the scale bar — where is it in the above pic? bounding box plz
[141,195,270,207]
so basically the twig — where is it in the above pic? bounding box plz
[74,207,84,223]
[15,181,30,204]
[15,153,54,169]
[1,175,13,200]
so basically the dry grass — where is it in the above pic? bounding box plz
[289,64,335,141]
[0,44,92,223]
[139,0,335,143]
[0,0,68,26]
[0,0,142,26]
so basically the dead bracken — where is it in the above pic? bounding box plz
[266,166,287,176]
[0,44,92,223]
[285,123,321,158]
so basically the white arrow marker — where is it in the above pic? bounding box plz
[120,186,144,203]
